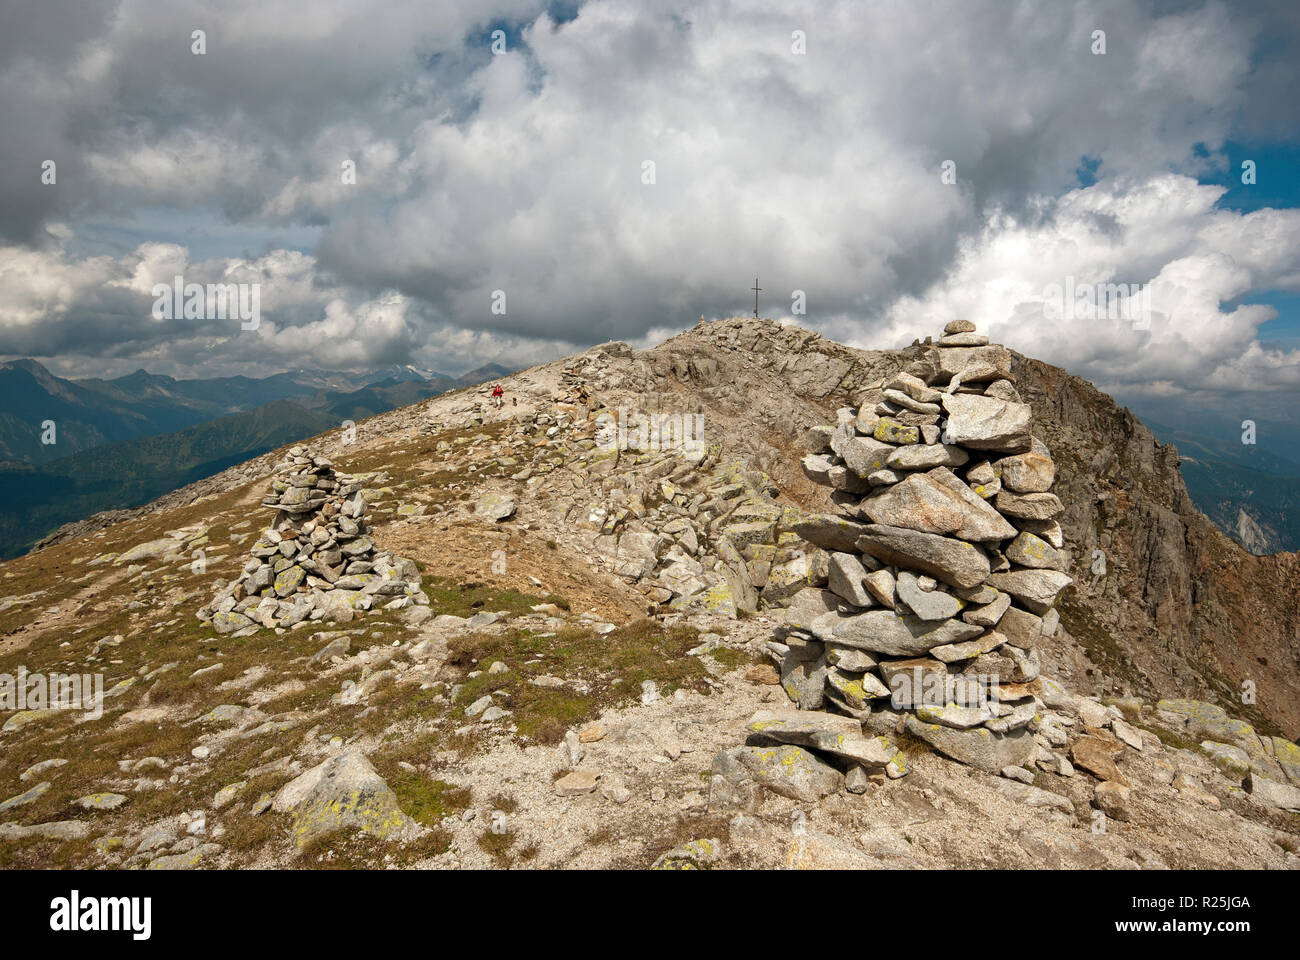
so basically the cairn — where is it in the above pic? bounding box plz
[198,445,426,633]
[767,319,1072,778]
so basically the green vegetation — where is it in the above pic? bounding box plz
[446,620,706,744]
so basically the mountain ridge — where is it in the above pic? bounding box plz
[2,315,1297,871]
[24,316,1300,736]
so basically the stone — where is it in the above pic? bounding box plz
[782,587,842,631]
[915,701,996,729]
[115,537,186,564]
[831,609,982,657]
[793,514,872,554]
[1005,532,1067,571]
[75,793,129,811]
[894,573,959,622]
[715,745,843,802]
[1092,780,1133,816]
[995,604,1046,649]
[873,419,920,445]
[855,523,991,589]
[19,759,67,781]
[944,319,976,334]
[929,629,1006,663]
[961,590,1010,627]
[213,782,246,809]
[745,710,894,768]
[821,644,871,673]
[903,715,1036,773]
[212,611,254,634]
[985,569,1072,614]
[862,569,896,608]
[1076,699,1109,728]
[995,452,1056,493]
[801,454,834,485]
[1271,737,1300,782]
[780,653,828,710]
[940,393,1031,452]
[475,493,517,521]
[1111,718,1144,751]
[0,820,90,842]
[885,372,942,403]
[840,436,898,478]
[995,490,1063,521]
[1070,736,1129,786]
[878,658,952,708]
[825,667,892,709]
[1154,699,1256,744]
[885,444,969,470]
[883,388,941,414]
[984,380,1020,402]
[148,843,223,870]
[1201,741,1251,780]
[651,838,721,870]
[935,344,1014,383]
[554,770,602,797]
[939,333,989,347]
[858,469,1016,542]
[827,552,874,607]
[273,751,420,848]
[844,767,871,794]
[784,831,877,870]
[0,782,50,812]
[1246,773,1300,811]
[994,779,1075,815]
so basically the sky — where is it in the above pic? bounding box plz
[1,0,1298,443]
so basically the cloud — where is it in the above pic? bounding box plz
[0,0,1297,398]
[870,174,1300,395]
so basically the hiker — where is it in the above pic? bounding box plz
[491,383,504,408]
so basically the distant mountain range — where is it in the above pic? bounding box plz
[0,358,514,557]
[1142,417,1300,555]
[0,357,513,467]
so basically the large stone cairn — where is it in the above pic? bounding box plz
[776,319,1073,776]
[198,445,426,633]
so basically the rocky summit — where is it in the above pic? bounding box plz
[0,316,1297,871]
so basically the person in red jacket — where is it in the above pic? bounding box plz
[491,383,504,408]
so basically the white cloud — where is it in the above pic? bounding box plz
[0,0,1296,402]
[871,174,1300,394]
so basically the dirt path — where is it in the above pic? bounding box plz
[0,567,132,657]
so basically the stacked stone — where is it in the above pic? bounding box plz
[774,319,1072,776]
[198,445,427,633]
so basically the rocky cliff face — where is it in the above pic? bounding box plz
[1010,354,1300,739]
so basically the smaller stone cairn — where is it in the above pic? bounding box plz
[198,445,426,633]
[748,319,1073,783]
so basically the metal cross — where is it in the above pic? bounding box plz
[752,278,761,318]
